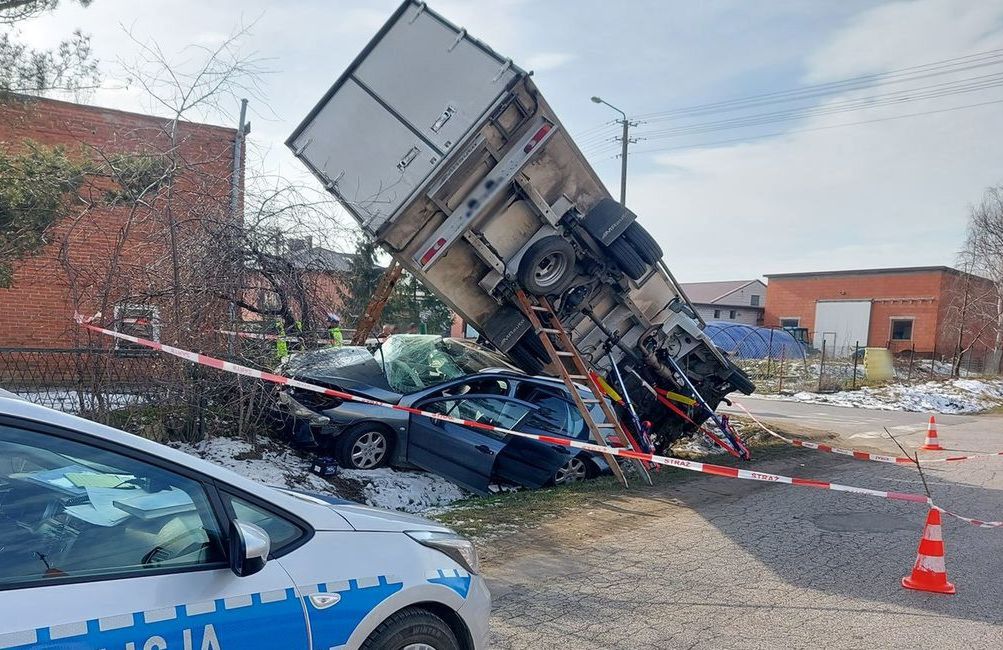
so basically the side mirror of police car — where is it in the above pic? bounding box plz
[229,520,270,577]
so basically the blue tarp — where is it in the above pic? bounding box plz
[704,322,805,359]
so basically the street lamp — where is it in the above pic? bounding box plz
[591,96,633,207]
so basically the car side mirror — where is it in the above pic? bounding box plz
[229,519,270,577]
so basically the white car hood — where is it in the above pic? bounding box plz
[330,502,454,533]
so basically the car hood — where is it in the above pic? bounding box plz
[327,502,454,533]
[273,488,451,533]
[284,346,402,402]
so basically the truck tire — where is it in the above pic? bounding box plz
[508,334,547,375]
[609,237,647,280]
[582,197,634,245]
[518,236,577,296]
[622,222,662,265]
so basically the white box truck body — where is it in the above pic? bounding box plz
[287,0,754,441]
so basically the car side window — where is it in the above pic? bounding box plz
[0,423,224,589]
[423,397,530,438]
[225,495,304,555]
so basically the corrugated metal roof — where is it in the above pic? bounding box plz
[680,280,760,304]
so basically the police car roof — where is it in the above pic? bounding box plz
[0,396,351,529]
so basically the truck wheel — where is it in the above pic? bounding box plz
[361,607,460,650]
[582,197,633,244]
[508,342,545,376]
[609,237,647,280]
[518,236,577,295]
[622,222,662,265]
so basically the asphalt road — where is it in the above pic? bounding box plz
[482,400,1003,649]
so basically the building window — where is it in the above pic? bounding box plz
[113,304,159,355]
[729,310,737,319]
[779,317,800,329]
[713,309,721,319]
[890,318,913,341]
[750,295,760,307]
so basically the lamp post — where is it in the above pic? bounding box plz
[591,96,634,207]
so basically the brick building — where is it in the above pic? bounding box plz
[0,96,240,350]
[764,266,998,357]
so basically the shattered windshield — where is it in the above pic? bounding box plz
[378,335,521,393]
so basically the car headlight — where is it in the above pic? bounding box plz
[406,530,480,574]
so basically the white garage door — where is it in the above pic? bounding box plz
[814,300,871,357]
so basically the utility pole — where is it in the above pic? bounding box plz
[591,96,638,207]
[227,98,250,358]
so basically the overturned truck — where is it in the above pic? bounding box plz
[287,0,754,447]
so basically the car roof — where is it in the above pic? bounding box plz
[470,370,592,395]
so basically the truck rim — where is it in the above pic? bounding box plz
[534,251,569,288]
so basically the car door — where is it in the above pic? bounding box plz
[0,418,309,650]
[494,384,583,488]
[406,394,529,494]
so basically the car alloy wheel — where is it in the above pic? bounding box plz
[351,430,388,469]
[402,645,437,650]
[554,456,588,485]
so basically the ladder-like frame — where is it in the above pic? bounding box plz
[350,261,405,346]
[513,290,652,487]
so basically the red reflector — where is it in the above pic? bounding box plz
[523,123,552,153]
[419,238,447,265]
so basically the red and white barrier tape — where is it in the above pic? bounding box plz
[216,329,302,343]
[735,402,1003,466]
[73,316,1003,528]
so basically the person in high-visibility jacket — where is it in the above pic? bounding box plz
[273,319,289,360]
[327,313,344,346]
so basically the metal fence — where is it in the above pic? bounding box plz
[0,347,275,442]
[730,336,1002,395]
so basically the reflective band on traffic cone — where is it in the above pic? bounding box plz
[920,415,944,451]
[902,508,955,594]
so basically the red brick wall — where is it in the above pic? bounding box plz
[764,270,947,352]
[0,96,237,349]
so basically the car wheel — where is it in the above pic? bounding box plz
[608,237,647,280]
[553,455,593,485]
[361,607,461,650]
[335,424,392,470]
[621,221,662,265]
[517,235,577,296]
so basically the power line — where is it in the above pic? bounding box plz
[573,47,1003,150]
[633,47,1003,122]
[632,72,1003,142]
[610,98,1003,159]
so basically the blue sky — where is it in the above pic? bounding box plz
[17,0,1003,281]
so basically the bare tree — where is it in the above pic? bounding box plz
[961,185,1003,372]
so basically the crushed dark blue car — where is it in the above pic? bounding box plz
[275,335,610,494]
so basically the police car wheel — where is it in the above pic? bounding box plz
[361,607,461,650]
[336,424,392,470]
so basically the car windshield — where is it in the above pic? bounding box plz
[378,335,520,393]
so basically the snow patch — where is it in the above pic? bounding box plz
[766,378,1003,414]
[339,467,468,512]
[173,437,468,514]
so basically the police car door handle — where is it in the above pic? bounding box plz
[309,592,342,609]
[474,444,494,455]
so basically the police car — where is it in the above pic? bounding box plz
[0,394,490,649]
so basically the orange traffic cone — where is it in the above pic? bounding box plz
[902,508,955,594]
[920,415,944,451]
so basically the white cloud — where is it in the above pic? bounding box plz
[525,51,576,72]
[626,0,1003,282]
